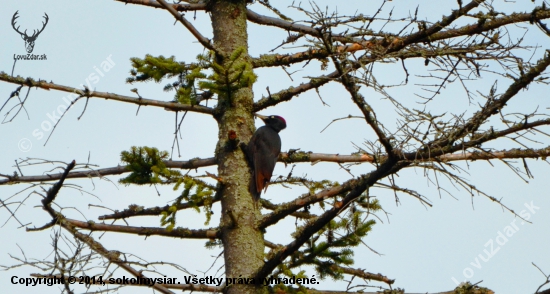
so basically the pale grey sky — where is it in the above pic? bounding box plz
[1,1,549,293]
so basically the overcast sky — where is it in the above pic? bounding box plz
[1,1,550,294]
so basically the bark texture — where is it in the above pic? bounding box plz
[211,1,266,293]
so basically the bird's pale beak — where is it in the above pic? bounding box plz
[254,113,268,120]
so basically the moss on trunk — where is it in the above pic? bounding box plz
[211,1,267,293]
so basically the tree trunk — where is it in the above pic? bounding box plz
[211,1,266,293]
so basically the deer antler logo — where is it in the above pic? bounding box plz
[11,11,49,54]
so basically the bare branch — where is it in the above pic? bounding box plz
[61,218,220,239]
[114,0,207,11]
[0,157,216,185]
[426,51,550,151]
[333,265,394,285]
[256,159,406,282]
[60,222,175,294]
[249,1,550,70]
[252,71,339,110]
[0,72,214,115]
[41,160,76,218]
[247,9,361,44]
[99,191,221,220]
[155,0,214,51]
[5,144,550,187]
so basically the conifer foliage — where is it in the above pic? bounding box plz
[2,1,550,294]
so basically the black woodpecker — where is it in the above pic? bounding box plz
[247,114,287,199]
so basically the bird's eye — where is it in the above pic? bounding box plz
[270,116,274,118]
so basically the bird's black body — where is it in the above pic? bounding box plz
[247,114,286,199]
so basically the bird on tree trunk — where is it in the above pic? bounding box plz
[247,114,286,200]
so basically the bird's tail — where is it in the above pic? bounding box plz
[249,174,261,201]
[244,144,260,202]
